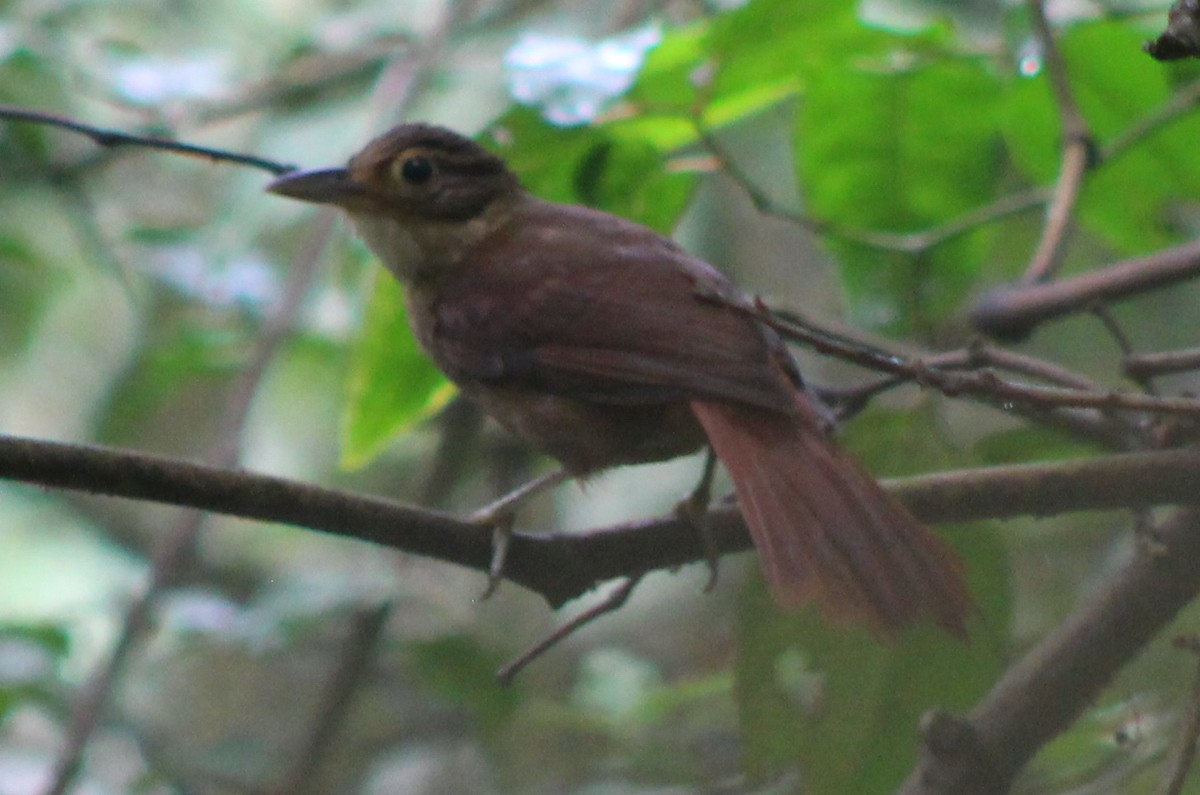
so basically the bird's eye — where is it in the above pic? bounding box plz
[399,156,434,185]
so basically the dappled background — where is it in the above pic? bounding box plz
[2,0,1200,793]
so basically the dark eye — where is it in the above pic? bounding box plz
[400,156,433,184]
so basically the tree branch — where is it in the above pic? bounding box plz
[5,434,1200,608]
[970,237,1200,340]
[1126,346,1200,380]
[898,507,1200,795]
[735,302,1200,421]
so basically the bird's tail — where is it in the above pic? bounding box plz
[690,397,971,638]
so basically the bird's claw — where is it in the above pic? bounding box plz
[675,492,720,591]
[677,449,720,592]
[467,468,569,600]
[468,503,517,600]
[482,518,514,599]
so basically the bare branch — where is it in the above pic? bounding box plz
[272,603,392,795]
[735,301,1200,419]
[5,435,1200,607]
[971,237,1200,340]
[1126,346,1200,381]
[0,105,294,175]
[1020,0,1094,285]
[899,507,1200,795]
[1021,138,1089,284]
[10,434,1200,784]
[496,576,643,685]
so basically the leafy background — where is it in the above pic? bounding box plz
[0,0,1198,793]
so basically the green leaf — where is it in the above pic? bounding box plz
[0,50,68,159]
[710,0,887,101]
[626,21,709,112]
[799,53,1002,331]
[0,232,57,354]
[0,623,70,722]
[488,109,696,233]
[409,635,520,739]
[627,18,797,142]
[339,271,453,469]
[1004,21,1200,253]
[839,404,955,478]
[735,524,1009,793]
[575,135,696,233]
[97,321,254,443]
[973,426,1104,466]
[1028,696,1170,792]
[618,0,895,160]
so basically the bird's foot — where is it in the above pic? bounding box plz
[675,449,720,591]
[468,468,569,599]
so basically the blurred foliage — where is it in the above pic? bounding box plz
[1,1,1199,794]
[0,624,69,723]
[1004,20,1200,254]
[800,54,1002,330]
[342,268,453,468]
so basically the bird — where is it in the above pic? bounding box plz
[266,122,972,638]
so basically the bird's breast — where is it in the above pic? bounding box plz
[465,383,708,474]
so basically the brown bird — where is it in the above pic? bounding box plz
[267,123,971,637]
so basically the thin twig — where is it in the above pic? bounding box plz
[1091,304,1137,361]
[193,37,412,127]
[420,397,484,507]
[969,75,1200,340]
[1091,304,1161,395]
[0,105,295,175]
[695,120,1048,254]
[737,300,1200,418]
[885,187,1049,254]
[39,206,334,795]
[1127,347,1200,380]
[497,575,643,685]
[968,342,1106,392]
[832,340,1109,410]
[692,122,812,228]
[368,0,485,124]
[1103,77,1200,163]
[816,340,1139,448]
[271,603,393,795]
[1021,138,1089,285]
[1020,0,1093,285]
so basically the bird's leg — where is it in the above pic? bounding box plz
[675,449,720,591]
[469,467,570,598]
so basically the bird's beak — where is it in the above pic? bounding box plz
[266,167,365,206]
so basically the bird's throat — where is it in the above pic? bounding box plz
[349,214,428,284]
[348,201,511,286]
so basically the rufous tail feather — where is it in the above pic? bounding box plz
[690,397,971,638]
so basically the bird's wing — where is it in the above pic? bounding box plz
[427,200,799,413]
